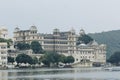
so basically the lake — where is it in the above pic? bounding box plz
[0,67,120,80]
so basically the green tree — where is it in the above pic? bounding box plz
[8,57,14,64]
[77,34,93,45]
[41,52,75,67]
[16,54,33,64]
[31,41,43,54]
[32,57,38,64]
[6,39,13,48]
[38,57,41,64]
[59,54,67,64]
[41,56,50,66]
[16,43,23,50]
[41,52,60,67]
[0,38,13,48]
[25,43,30,50]
[66,56,75,64]
[108,51,120,66]
[16,42,30,50]
[0,38,5,42]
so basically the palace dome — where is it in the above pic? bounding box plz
[78,43,87,46]
[14,27,20,32]
[70,27,75,33]
[100,44,105,47]
[30,25,37,31]
[91,40,99,46]
[79,29,85,35]
[0,26,7,31]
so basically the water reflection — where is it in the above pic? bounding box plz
[0,68,120,80]
[0,71,8,80]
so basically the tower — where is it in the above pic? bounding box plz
[79,29,85,36]
[0,26,8,39]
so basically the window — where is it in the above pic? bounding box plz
[88,51,91,53]
[2,62,6,65]
[89,56,91,58]
[1,46,6,49]
[76,59,78,61]
[1,56,6,59]
[1,52,6,54]
[3,34,5,37]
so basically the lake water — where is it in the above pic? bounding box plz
[0,67,120,80]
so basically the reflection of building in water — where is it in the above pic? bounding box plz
[0,43,8,68]
[0,71,8,80]
[13,26,106,67]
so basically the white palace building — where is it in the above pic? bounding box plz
[0,27,8,68]
[13,26,106,67]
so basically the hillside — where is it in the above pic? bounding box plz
[88,30,120,59]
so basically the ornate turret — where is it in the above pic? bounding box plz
[53,28,60,35]
[29,25,37,34]
[91,40,99,46]
[30,25,37,31]
[70,27,75,35]
[0,26,8,39]
[79,29,85,36]
[14,27,20,32]
[0,26,8,31]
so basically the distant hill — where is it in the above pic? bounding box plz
[88,30,120,59]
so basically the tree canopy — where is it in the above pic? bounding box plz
[31,41,43,54]
[41,52,75,67]
[89,30,120,59]
[77,34,93,45]
[8,56,14,64]
[0,38,13,48]
[32,57,38,64]
[41,52,60,67]
[66,56,75,63]
[59,54,67,64]
[16,42,30,50]
[107,51,120,66]
[16,53,33,64]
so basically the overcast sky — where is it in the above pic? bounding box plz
[0,0,120,37]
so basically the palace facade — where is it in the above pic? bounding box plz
[13,26,106,66]
[0,43,8,68]
[0,27,8,68]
